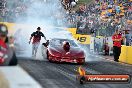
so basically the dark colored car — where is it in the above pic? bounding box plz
[42,38,85,64]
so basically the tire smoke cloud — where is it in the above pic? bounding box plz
[8,0,69,57]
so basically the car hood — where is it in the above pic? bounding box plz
[48,46,84,57]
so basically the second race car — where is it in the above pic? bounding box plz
[42,38,85,64]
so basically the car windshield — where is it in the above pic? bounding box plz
[49,39,78,47]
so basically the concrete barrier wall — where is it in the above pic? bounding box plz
[0,66,42,88]
[0,71,9,88]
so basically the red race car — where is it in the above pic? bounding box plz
[42,38,85,64]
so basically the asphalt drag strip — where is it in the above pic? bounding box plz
[18,57,132,88]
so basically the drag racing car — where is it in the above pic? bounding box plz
[42,38,85,64]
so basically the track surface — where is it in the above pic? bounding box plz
[18,55,132,88]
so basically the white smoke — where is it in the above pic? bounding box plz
[10,0,69,58]
[15,0,66,26]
